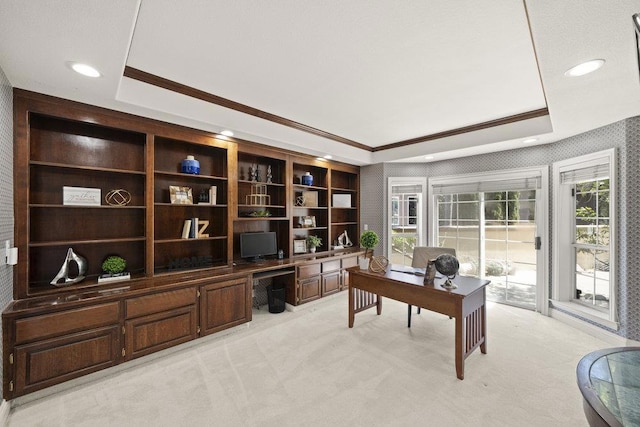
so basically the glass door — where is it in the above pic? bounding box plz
[431,169,546,311]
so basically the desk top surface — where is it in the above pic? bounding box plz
[350,264,490,297]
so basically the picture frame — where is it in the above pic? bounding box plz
[332,194,352,208]
[293,239,307,254]
[298,215,316,228]
[169,186,193,204]
[63,186,101,206]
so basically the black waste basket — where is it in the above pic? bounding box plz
[266,283,286,313]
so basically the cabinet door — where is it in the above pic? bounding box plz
[124,288,198,360]
[322,272,341,296]
[14,326,120,397]
[298,277,321,304]
[124,306,198,361]
[200,277,250,336]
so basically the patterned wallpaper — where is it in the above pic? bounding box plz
[0,65,14,401]
[362,117,640,340]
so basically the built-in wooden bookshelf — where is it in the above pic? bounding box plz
[4,89,361,399]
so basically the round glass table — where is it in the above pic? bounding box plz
[577,347,640,426]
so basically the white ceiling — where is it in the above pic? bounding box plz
[1,0,639,166]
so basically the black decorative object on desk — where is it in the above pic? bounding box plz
[434,254,460,289]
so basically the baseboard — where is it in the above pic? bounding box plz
[0,399,10,425]
[549,308,640,346]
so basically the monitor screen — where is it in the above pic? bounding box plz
[239,232,278,262]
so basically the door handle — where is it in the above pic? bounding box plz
[535,236,542,250]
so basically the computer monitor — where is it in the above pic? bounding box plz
[239,232,278,262]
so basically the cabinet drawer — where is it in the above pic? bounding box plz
[321,259,341,273]
[125,287,196,319]
[14,325,120,396]
[341,256,358,269]
[297,263,321,279]
[15,302,120,344]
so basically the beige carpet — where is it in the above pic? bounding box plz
[7,293,613,426]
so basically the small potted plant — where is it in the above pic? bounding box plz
[359,230,380,269]
[306,235,322,253]
[98,255,130,283]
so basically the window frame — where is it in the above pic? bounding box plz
[552,148,618,330]
[387,177,427,264]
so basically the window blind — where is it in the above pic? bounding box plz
[559,163,609,185]
[431,176,541,195]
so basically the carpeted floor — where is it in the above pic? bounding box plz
[7,292,613,426]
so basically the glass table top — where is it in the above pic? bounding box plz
[588,350,640,426]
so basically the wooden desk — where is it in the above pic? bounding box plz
[348,265,490,380]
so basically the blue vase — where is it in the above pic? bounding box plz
[301,172,313,186]
[181,155,200,175]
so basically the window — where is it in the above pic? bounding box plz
[388,178,426,266]
[552,149,617,329]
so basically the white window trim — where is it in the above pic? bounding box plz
[387,177,427,258]
[551,148,618,330]
[428,166,549,314]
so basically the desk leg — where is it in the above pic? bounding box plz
[455,315,464,380]
[376,295,382,315]
[480,301,487,354]
[348,286,354,328]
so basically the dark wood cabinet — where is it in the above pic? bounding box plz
[199,277,251,336]
[4,89,360,399]
[7,301,121,396]
[124,288,198,360]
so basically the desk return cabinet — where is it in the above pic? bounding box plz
[291,254,359,305]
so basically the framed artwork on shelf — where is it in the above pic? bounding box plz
[298,216,316,228]
[293,239,307,254]
[63,186,101,206]
[332,194,352,208]
[169,186,193,204]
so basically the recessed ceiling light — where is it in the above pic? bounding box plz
[424,155,434,160]
[523,138,537,144]
[564,59,605,77]
[220,130,234,137]
[323,155,332,160]
[70,62,101,78]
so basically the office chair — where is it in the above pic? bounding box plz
[407,246,456,327]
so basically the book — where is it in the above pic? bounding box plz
[189,217,198,239]
[181,220,192,239]
[209,186,217,205]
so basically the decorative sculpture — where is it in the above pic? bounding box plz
[368,255,389,273]
[266,165,273,183]
[337,230,353,247]
[105,189,132,206]
[50,248,87,286]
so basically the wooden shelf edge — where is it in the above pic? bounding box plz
[30,237,146,247]
[30,160,145,175]
[154,170,228,181]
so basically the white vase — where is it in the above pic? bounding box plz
[358,257,369,270]
[310,246,316,253]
